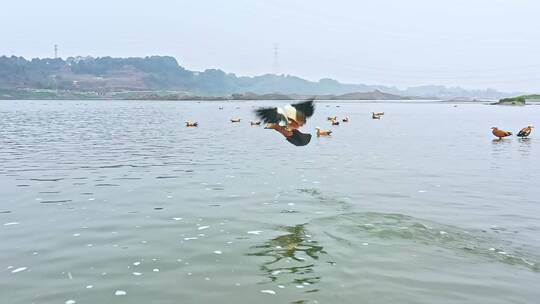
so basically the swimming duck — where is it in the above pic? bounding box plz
[330,118,340,125]
[372,112,381,119]
[491,127,512,139]
[517,125,534,138]
[230,118,241,123]
[185,121,198,127]
[327,116,337,121]
[316,127,332,136]
[342,117,349,122]
[374,112,384,116]
[218,106,224,110]
[250,121,262,126]
[255,98,315,146]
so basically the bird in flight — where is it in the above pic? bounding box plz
[255,98,315,146]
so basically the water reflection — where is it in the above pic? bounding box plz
[517,138,532,157]
[247,224,326,290]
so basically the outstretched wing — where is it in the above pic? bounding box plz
[291,98,315,118]
[255,107,283,123]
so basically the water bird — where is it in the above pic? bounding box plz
[250,121,262,126]
[316,127,332,136]
[372,112,381,119]
[185,121,198,127]
[218,106,224,110]
[231,118,241,123]
[330,119,340,125]
[255,98,315,146]
[342,117,349,122]
[327,116,337,121]
[491,127,512,139]
[374,112,385,116]
[517,125,534,138]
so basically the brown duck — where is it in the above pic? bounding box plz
[491,127,512,139]
[316,127,332,136]
[185,121,198,127]
[517,125,534,138]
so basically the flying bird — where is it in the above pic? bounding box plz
[517,125,534,138]
[491,127,512,139]
[255,99,315,146]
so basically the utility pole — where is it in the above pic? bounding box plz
[54,44,58,59]
[273,43,279,75]
[272,43,279,93]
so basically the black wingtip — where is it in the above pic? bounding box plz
[286,130,312,146]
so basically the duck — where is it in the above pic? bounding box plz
[372,112,381,119]
[230,118,241,123]
[491,127,512,139]
[342,116,349,122]
[330,118,340,125]
[218,106,224,110]
[316,127,332,136]
[517,125,534,138]
[255,98,315,146]
[185,121,198,127]
[374,112,384,116]
[327,116,337,121]
[250,121,262,126]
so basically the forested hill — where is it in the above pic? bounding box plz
[0,55,511,99]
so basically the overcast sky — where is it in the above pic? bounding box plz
[1,0,539,92]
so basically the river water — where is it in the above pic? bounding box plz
[1,100,539,304]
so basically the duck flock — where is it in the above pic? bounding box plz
[184,99,534,146]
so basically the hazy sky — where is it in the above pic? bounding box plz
[1,0,539,92]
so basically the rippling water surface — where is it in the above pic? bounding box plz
[1,100,539,303]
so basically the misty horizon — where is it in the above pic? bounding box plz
[1,0,539,93]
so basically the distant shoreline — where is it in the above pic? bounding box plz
[1,88,495,102]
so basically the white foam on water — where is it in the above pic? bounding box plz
[362,243,369,246]
[260,290,276,295]
[153,268,159,272]
[184,237,198,240]
[271,270,281,275]
[198,225,209,230]
[4,222,19,226]
[65,299,76,304]
[213,250,222,255]
[115,290,127,296]
[133,261,141,266]
[133,272,142,276]
[296,285,304,289]
[247,230,262,235]
[86,285,93,289]
[278,285,285,289]
[73,233,80,237]
[11,267,27,273]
